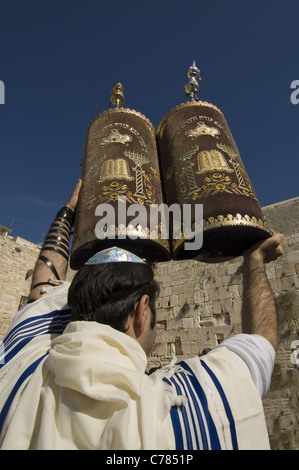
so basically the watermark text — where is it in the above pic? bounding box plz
[0,80,4,104]
[95,198,203,250]
[291,340,299,367]
[290,80,299,104]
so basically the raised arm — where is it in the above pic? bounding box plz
[241,232,284,351]
[28,179,82,302]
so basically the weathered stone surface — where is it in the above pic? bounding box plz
[0,228,41,335]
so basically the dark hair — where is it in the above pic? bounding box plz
[68,262,159,333]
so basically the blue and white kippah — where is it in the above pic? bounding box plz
[85,246,146,265]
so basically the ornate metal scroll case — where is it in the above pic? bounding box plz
[70,84,171,269]
[156,62,271,262]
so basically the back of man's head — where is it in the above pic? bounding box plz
[68,262,159,333]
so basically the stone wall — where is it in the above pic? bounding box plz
[260,198,299,450]
[0,229,77,337]
[0,197,298,449]
[0,227,41,336]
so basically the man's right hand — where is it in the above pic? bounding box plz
[244,231,284,264]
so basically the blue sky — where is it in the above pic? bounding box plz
[0,0,298,244]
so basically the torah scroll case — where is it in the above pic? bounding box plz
[70,84,171,269]
[156,63,271,262]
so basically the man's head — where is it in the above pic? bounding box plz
[68,259,159,354]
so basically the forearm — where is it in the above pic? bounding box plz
[28,206,74,302]
[241,251,278,350]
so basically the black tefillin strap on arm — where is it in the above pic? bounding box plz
[31,206,74,291]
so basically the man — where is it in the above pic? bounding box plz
[0,180,284,449]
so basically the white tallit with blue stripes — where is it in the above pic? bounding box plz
[160,344,272,450]
[0,283,272,450]
[0,283,71,441]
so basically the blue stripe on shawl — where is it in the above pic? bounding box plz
[0,307,71,436]
[178,361,221,449]
[163,361,221,450]
[3,309,71,345]
[0,309,71,368]
[170,375,194,449]
[0,354,47,434]
[201,359,239,450]
[175,373,201,449]
[163,377,185,450]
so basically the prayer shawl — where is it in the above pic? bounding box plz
[0,283,270,450]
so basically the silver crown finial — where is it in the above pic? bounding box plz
[110,83,125,108]
[184,61,202,101]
